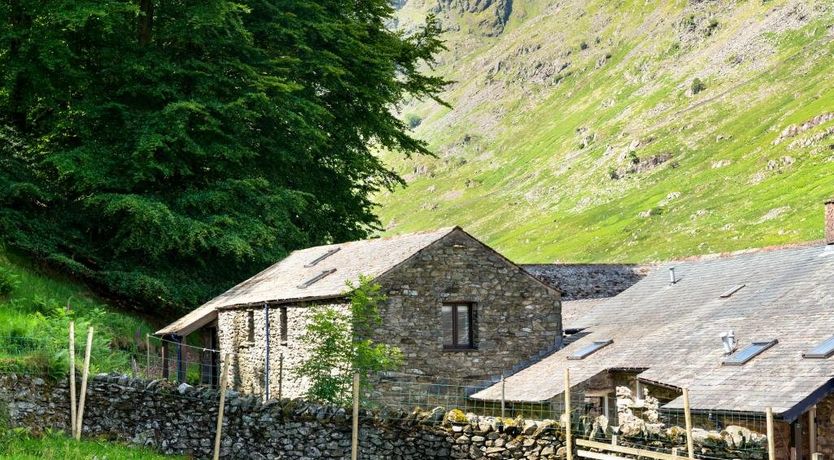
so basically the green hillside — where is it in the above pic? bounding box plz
[379,0,834,262]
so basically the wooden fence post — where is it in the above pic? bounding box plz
[68,321,77,437]
[766,407,776,460]
[565,368,573,460]
[500,374,506,419]
[75,326,94,440]
[352,372,360,460]
[146,333,151,379]
[683,388,694,460]
[809,406,817,455]
[213,353,231,460]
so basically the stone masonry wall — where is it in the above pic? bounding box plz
[373,229,562,381]
[217,302,349,400]
[1,373,569,459]
[521,264,650,300]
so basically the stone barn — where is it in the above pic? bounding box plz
[156,227,562,401]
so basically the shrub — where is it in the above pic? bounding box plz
[405,113,422,129]
[0,267,19,297]
[296,276,402,406]
[706,18,719,36]
[691,78,706,95]
[579,40,589,50]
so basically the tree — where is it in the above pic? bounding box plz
[0,1,447,311]
[295,276,402,406]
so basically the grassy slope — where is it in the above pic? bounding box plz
[0,429,181,460]
[379,0,834,263]
[0,247,155,377]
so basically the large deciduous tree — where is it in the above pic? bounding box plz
[0,0,445,311]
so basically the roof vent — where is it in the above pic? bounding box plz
[720,284,745,298]
[720,330,736,354]
[669,267,678,285]
[297,269,337,289]
[305,248,341,267]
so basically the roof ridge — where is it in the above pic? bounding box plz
[654,239,825,264]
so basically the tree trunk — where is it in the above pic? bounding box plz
[137,0,154,45]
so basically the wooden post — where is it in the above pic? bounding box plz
[278,353,284,400]
[75,327,94,440]
[213,353,231,460]
[500,374,506,419]
[161,337,169,379]
[809,406,817,456]
[683,388,694,460]
[565,368,573,460]
[351,372,360,460]
[68,321,77,437]
[766,407,776,460]
[145,334,151,379]
[175,334,185,383]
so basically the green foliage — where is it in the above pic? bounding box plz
[0,266,18,297]
[0,0,447,312]
[296,276,403,406]
[0,248,153,378]
[691,77,706,95]
[0,428,182,460]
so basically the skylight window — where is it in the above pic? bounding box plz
[304,248,340,267]
[722,340,777,366]
[297,269,337,289]
[803,336,834,359]
[719,284,746,298]
[567,339,613,360]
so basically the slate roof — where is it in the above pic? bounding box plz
[473,243,834,420]
[561,299,608,330]
[156,227,458,336]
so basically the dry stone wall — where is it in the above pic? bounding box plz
[521,264,650,300]
[1,373,569,459]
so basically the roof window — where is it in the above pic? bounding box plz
[304,248,340,267]
[720,284,746,298]
[568,339,613,360]
[803,336,834,359]
[722,340,777,366]
[297,269,337,289]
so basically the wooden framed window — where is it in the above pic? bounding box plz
[442,303,476,350]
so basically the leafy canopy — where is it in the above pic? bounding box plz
[0,0,446,311]
[295,276,402,406]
